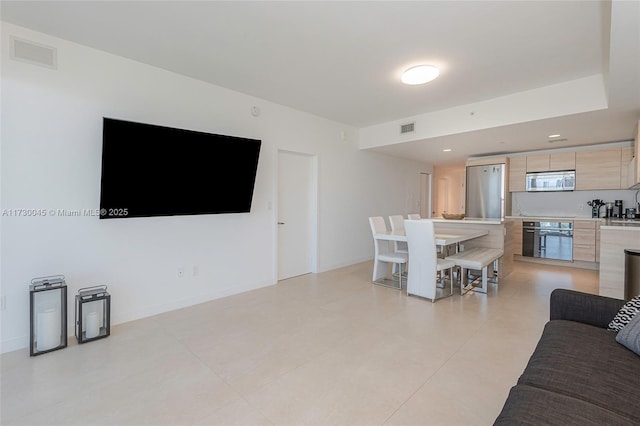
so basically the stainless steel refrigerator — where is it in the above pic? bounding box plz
[465,163,505,219]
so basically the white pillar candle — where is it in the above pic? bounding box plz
[85,311,100,339]
[36,308,60,351]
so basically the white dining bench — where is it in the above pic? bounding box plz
[445,247,504,294]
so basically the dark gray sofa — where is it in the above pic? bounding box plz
[494,289,640,425]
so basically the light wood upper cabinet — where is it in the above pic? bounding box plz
[631,120,640,187]
[621,146,633,188]
[550,152,575,170]
[508,157,526,192]
[526,154,550,172]
[575,148,622,190]
[525,152,575,172]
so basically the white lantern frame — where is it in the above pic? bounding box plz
[75,285,110,343]
[29,275,67,356]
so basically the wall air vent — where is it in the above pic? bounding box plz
[400,122,415,134]
[10,36,57,69]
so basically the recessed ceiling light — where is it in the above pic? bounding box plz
[401,65,440,85]
[443,148,452,152]
[549,134,561,138]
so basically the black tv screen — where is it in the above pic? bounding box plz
[99,118,261,219]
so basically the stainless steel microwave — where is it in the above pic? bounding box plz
[525,170,575,192]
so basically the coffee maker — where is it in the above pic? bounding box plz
[613,200,623,218]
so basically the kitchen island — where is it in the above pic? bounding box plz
[432,218,514,278]
[598,219,640,299]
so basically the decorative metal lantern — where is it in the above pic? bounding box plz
[75,286,110,343]
[30,275,67,356]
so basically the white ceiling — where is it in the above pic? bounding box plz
[2,1,639,165]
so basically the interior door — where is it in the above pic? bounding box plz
[420,173,432,218]
[277,150,315,280]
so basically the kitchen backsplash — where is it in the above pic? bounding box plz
[511,189,640,218]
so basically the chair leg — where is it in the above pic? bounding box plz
[373,262,403,290]
[480,266,488,293]
[449,267,454,296]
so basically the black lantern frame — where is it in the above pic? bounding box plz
[29,275,67,356]
[75,285,110,343]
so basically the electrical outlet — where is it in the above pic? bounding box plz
[0,295,5,311]
[192,265,199,277]
[177,267,184,278]
[579,203,584,210]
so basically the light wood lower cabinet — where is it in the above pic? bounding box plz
[573,220,597,262]
[599,227,640,298]
[512,219,523,255]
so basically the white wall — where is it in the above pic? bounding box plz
[0,23,431,353]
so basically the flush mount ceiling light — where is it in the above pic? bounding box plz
[401,65,440,85]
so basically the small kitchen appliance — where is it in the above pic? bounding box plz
[625,208,637,219]
[613,200,623,218]
[605,202,614,218]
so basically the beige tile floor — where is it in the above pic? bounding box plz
[1,260,598,425]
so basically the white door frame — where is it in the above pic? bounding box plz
[275,149,318,281]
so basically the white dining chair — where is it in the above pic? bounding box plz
[388,214,409,276]
[369,216,408,290]
[404,219,456,302]
[407,213,421,220]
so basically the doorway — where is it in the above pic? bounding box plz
[277,150,317,280]
[420,172,432,218]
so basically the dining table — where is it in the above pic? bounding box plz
[373,228,490,295]
[373,229,489,249]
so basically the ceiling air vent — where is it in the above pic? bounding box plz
[400,122,415,134]
[10,36,57,69]
[548,138,568,143]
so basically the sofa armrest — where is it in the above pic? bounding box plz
[550,289,625,328]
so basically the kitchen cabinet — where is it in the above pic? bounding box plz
[599,223,640,298]
[575,148,622,190]
[508,157,526,192]
[595,221,601,263]
[525,152,575,172]
[573,220,597,262]
[512,218,523,255]
[526,154,550,172]
[621,146,633,188]
[630,120,640,188]
[466,156,507,167]
[550,152,575,170]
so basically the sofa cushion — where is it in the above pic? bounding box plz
[617,310,640,356]
[608,294,640,332]
[494,385,637,426]
[517,320,640,422]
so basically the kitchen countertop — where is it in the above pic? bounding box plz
[431,218,504,225]
[600,218,640,230]
[505,215,640,229]
[505,215,600,221]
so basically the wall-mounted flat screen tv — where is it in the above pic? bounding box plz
[99,118,261,219]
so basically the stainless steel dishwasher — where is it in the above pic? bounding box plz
[522,221,573,261]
